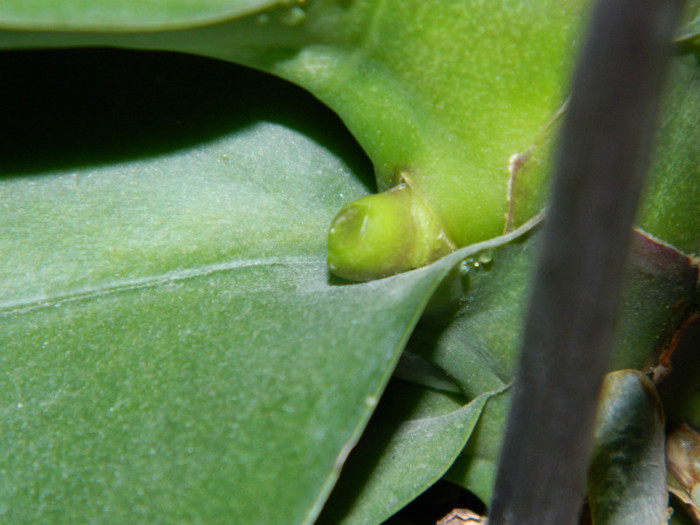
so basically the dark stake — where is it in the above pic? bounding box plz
[487,0,683,524]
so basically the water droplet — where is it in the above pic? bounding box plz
[460,252,493,274]
[478,252,493,265]
[16,402,24,409]
[365,396,378,408]
[256,13,270,25]
[278,6,306,27]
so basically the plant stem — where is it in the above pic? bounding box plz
[487,0,683,524]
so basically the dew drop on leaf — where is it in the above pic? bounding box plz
[278,6,306,27]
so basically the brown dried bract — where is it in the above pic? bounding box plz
[667,423,700,491]
[437,508,487,524]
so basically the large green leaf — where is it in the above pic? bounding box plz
[0,0,279,30]
[3,0,695,258]
[0,48,560,524]
[2,1,699,523]
[0,0,593,252]
[0,49,450,524]
[0,262,438,524]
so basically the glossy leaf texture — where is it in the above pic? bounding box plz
[0,1,699,523]
[0,0,593,253]
[2,0,696,271]
[0,0,280,30]
[636,51,700,254]
[401,228,699,505]
[0,50,454,524]
[588,371,667,525]
[313,222,698,522]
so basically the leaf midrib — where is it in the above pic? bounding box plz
[0,254,324,315]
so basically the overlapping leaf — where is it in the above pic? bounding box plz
[0,0,280,30]
[1,0,699,523]
[318,383,494,524]
[0,50,453,524]
[402,228,698,504]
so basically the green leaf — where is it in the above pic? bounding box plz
[0,0,592,255]
[0,0,279,30]
[637,53,700,254]
[318,381,495,524]
[0,261,437,524]
[2,1,699,522]
[4,0,695,265]
[0,48,554,523]
[0,49,449,524]
[406,228,698,503]
[0,50,371,301]
[588,371,667,525]
[445,390,511,506]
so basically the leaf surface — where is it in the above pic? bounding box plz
[0,0,592,248]
[1,1,699,522]
[0,49,446,524]
[0,0,279,30]
[588,371,668,525]
[404,228,698,504]
[319,381,495,524]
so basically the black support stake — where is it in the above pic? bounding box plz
[487,1,683,524]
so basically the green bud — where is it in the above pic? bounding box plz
[327,184,453,281]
